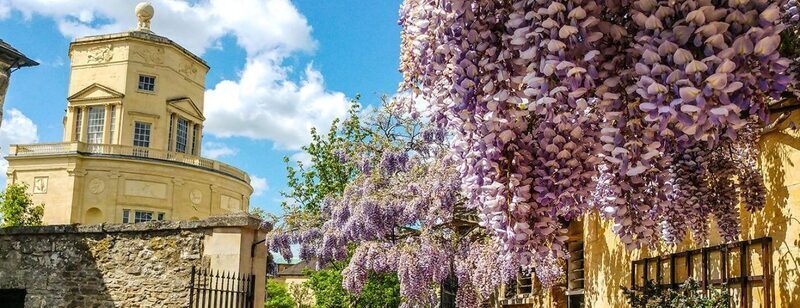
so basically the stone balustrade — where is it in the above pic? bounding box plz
[8,141,250,184]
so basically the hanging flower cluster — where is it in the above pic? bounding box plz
[267,1,797,307]
[399,0,788,267]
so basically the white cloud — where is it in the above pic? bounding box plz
[1,0,349,150]
[202,141,237,159]
[289,151,313,167]
[0,109,39,186]
[250,175,268,197]
[0,3,9,19]
[205,61,348,149]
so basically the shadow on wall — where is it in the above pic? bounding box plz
[749,126,799,307]
[0,225,205,307]
[583,213,637,308]
[582,122,800,307]
[0,233,114,307]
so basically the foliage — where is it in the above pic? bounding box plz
[250,207,279,225]
[303,266,350,307]
[622,279,731,308]
[270,96,401,307]
[0,183,44,227]
[287,283,314,308]
[265,280,296,308]
[250,207,267,219]
[303,265,401,308]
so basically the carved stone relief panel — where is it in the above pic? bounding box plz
[220,195,241,212]
[89,178,106,194]
[86,45,115,64]
[134,47,165,65]
[178,62,197,78]
[33,177,48,194]
[124,180,167,199]
[190,189,202,205]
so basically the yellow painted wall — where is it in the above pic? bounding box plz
[578,112,800,308]
[7,153,251,225]
[498,113,800,307]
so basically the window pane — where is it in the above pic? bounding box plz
[133,122,151,148]
[138,75,156,92]
[168,114,175,151]
[134,211,153,223]
[109,105,116,143]
[157,213,165,221]
[176,118,189,153]
[191,124,199,155]
[87,106,105,144]
[122,209,130,223]
[74,109,82,141]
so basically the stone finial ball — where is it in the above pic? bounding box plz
[135,2,154,21]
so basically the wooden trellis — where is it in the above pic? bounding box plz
[631,237,773,308]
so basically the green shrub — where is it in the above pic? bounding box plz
[0,183,44,227]
[622,279,731,308]
[266,280,296,308]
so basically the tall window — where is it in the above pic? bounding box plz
[74,108,82,141]
[122,209,130,223]
[133,122,151,148]
[168,114,175,151]
[86,106,105,144]
[191,124,199,155]
[138,75,156,92]
[176,118,189,153]
[109,105,117,143]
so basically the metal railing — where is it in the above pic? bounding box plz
[189,266,255,308]
[7,142,250,183]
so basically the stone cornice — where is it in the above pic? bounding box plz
[0,213,271,236]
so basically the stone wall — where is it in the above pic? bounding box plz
[0,214,269,307]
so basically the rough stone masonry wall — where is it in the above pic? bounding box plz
[0,220,221,308]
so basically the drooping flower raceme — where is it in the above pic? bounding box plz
[399,0,785,268]
[267,1,796,306]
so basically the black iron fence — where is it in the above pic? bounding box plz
[189,266,255,308]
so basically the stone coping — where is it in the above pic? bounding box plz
[0,213,272,236]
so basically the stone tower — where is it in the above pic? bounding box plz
[6,3,252,225]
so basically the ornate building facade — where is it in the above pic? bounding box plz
[5,4,252,225]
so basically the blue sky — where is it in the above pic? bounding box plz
[0,0,403,216]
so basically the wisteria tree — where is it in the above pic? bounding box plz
[269,1,800,306]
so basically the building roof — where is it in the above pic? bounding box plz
[0,39,39,68]
[277,259,315,277]
[71,30,209,69]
